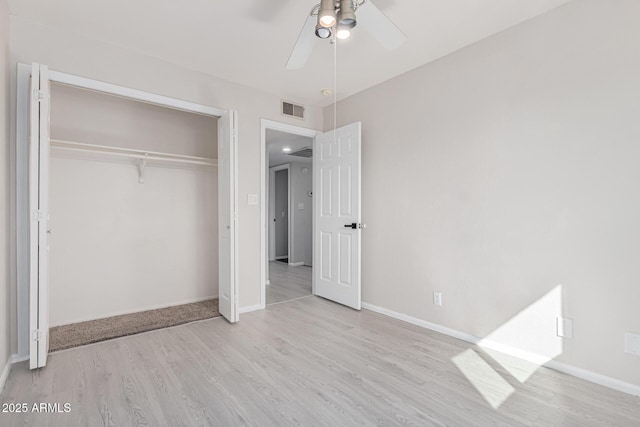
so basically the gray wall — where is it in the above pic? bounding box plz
[0,0,10,377]
[51,83,218,157]
[324,0,640,387]
[290,162,312,266]
[274,169,289,258]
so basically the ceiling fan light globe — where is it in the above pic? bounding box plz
[319,15,336,28]
[336,28,351,40]
[315,25,332,39]
[339,17,357,29]
[318,0,337,28]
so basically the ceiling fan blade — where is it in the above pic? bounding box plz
[286,15,317,70]
[357,1,407,50]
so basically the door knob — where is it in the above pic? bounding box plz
[344,223,366,229]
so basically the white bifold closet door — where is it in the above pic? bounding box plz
[313,122,362,310]
[26,63,239,369]
[29,63,51,369]
[218,110,239,323]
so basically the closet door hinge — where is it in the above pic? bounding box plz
[33,210,45,222]
[32,329,43,342]
[32,89,46,102]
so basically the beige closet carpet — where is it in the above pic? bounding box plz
[49,299,220,352]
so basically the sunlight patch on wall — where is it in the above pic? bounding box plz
[477,285,564,383]
[452,349,515,409]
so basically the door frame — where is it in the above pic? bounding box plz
[269,164,291,263]
[260,119,320,308]
[16,63,234,358]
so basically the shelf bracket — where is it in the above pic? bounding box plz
[138,154,148,184]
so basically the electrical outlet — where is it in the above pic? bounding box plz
[556,317,573,339]
[433,292,442,307]
[625,333,640,356]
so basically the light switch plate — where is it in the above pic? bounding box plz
[556,317,573,339]
[247,194,258,205]
[625,333,640,356]
[298,203,304,210]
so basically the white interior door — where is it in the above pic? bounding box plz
[218,110,239,322]
[313,122,362,309]
[29,63,50,369]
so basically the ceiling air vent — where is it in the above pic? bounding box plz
[288,147,313,158]
[282,100,305,120]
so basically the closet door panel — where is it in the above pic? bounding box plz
[29,63,51,369]
[218,110,238,323]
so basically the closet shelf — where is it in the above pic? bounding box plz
[50,139,218,167]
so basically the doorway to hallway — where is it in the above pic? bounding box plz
[266,127,314,305]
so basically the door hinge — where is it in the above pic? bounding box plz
[33,210,45,222]
[32,329,42,342]
[32,89,45,102]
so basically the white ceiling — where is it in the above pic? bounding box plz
[8,0,572,107]
[267,130,313,167]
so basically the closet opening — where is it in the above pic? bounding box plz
[47,82,220,351]
[18,63,238,368]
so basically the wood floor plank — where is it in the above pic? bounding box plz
[266,262,312,305]
[2,295,639,426]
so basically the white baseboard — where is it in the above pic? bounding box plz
[51,295,218,327]
[12,354,29,363]
[0,354,22,393]
[544,359,640,397]
[288,262,304,267]
[362,302,475,342]
[239,304,265,314]
[361,302,640,397]
[275,256,288,260]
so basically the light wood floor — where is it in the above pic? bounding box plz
[266,261,312,305]
[1,297,639,426]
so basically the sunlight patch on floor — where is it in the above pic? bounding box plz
[452,349,516,409]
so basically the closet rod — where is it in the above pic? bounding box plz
[50,139,218,166]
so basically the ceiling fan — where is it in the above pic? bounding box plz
[287,0,407,70]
